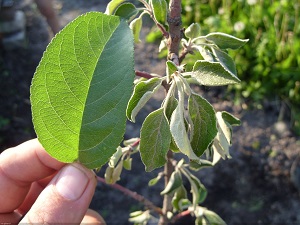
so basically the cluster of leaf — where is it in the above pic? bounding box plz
[30,0,247,224]
[180,0,300,133]
[105,1,245,224]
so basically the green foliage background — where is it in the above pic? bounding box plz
[180,0,300,132]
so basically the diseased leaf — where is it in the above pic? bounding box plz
[31,12,135,169]
[114,2,138,21]
[150,0,168,26]
[188,93,218,156]
[205,32,249,50]
[191,60,241,86]
[127,77,162,122]
[161,170,182,195]
[105,0,125,15]
[140,108,171,172]
[170,81,199,160]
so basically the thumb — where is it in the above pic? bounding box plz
[20,163,97,224]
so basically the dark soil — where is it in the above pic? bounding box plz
[0,1,300,224]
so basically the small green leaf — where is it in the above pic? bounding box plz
[166,60,178,78]
[105,0,125,15]
[190,173,207,205]
[189,159,213,171]
[114,2,138,21]
[188,93,218,156]
[204,209,226,225]
[211,47,237,77]
[123,157,132,170]
[191,60,241,86]
[193,45,215,62]
[130,16,143,43]
[185,23,201,39]
[129,210,151,224]
[30,12,135,169]
[127,77,162,122]
[161,170,182,195]
[140,108,172,172]
[172,185,188,211]
[150,0,168,25]
[148,173,163,186]
[221,111,241,126]
[205,32,249,50]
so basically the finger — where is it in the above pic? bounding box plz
[81,209,106,225]
[20,163,97,224]
[0,139,65,213]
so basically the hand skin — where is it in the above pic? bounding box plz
[0,139,105,224]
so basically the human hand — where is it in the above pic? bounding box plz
[0,139,105,224]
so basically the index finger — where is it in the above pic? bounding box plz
[0,139,65,213]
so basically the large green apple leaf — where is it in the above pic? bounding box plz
[30,12,135,169]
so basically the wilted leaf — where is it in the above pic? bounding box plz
[191,60,241,86]
[31,12,135,169]
[127,77,162,122]
[205,32,249,50]
[161,170,182,195]
[188,93,218,156]
[170,86,199,160]
[140,108,171,172]
[130,16,143,43]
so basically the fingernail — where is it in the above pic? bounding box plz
[55,164,89,200]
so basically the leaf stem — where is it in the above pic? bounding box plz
[96,176,163,215]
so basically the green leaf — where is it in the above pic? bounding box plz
[114,2,139,21]
[190,173,207,205]
[123,157,132,170]
[185,23,201,39]
[105,0,125,15]
[189,159,213,171]
[161,170,182,195]
[166,60,178,79]
[148,173,163,186]
[211,47,237,76]
[188,93,218,156]
[150,0,168,26]
[205,32,249,50]
[204,209,226,225]
[172,185,188,211]
[140,108,172,172]
[127,77,162,122]
[191,60,241,86]
[130,16,143,43]
[30,12,135,169]
[221,111,241,126]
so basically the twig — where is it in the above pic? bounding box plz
[96,176,163,216]
[135,70,156,79]
[171,209,192,224]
